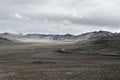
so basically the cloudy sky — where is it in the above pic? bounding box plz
[0,0,120,34]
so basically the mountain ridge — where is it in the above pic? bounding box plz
[0,30,117,43]
[23,30,114,41]
[57,32,120,56]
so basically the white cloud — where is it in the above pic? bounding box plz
[10,13,23,20]
[62,20,72,26]
[72,12,82,19]
[0,0,120,34]
[10,12,30,20]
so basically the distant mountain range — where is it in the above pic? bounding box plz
[0,30,117,43]
[23,30,114,41]
[1,31,120,56]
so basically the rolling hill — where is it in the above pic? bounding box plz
[24,30,113,41]
[0,31,115,44]
[57,31,120,56]
[0,33,24,43]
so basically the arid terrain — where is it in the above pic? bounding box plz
[0,0,120,79]
[0,41,120,80]
[0,31,120,80]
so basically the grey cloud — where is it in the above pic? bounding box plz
[0,0,120,34]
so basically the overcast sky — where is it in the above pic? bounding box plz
[0,0,120,34]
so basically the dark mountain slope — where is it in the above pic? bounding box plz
[0,37,13,43]
[58,33,120,56]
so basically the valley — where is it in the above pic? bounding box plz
[0,31,120,80]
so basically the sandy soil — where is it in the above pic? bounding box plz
[0,41,120,80]
[0,69,7,80]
